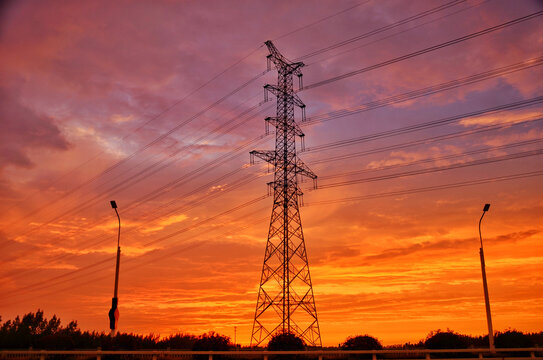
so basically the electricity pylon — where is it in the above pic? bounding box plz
[250,40,321,347]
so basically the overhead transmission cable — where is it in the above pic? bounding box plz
[12,59,543,249]
[5,119,543,292]
[14,2,533,228]
[274,0,371,41]
[9,65,543,256]
[7,164,543,301]
[10,0,471,225]
[305,0,490,67]
[14,44,266,210]
[309,116,543,165]
[310,147,543,190]
[6,110,540,276]
[23,55,543,237]
[295,0,467,60]
[302,56,543,127]
[12,0,385,222]
[317,138,543,181]
[305,170,543,206]
[303,96,543,153]
[1,213,273,305]
[9,140,543,296]
[1,196,272,300]
[302,10,543,90]
[12,5,534,232]
[8,10,543,272]
[2,169,267,281]
[13,67,269,226]
[9,97,273,239]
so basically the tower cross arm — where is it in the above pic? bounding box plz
[264,84,305,108]
[296,159,317,180]
[265,117,304,137]
[265,40,304,74]
[250,150,277,165]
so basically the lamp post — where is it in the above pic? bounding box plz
[108,200,121,336]
[479,203,495,352]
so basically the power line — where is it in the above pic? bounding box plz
[274,0,371,41]
[296,0,467,60]
[303,0,490,66]
[13,45,267,212]
[1,167,265,279]
[1,197,271,300]
[10,4,536,239]
[12,70,269,226]
[21,48,533,237]
[8,89,542,269]
[13,3,536,229]
[302,10,543,90]
[305,170,543,206]
[302,56,543,127]
[9,94,542,263]
[12,0,384,219]
[317,138,543,181]
[6,103,540,275]
[309,115,543,165]
[312,147,543,190]
[6,6,540,290]
[8,98,273,239]
[1,205,272,303]
[304,96,543,153]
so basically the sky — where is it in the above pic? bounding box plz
[1,0,542,347]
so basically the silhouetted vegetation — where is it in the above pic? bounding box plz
[191,331,232,350]
[424,330,469,349]
[0,310,198,349]
[267,332,305,360]
[267,332,305,351]
[495,330,534,348]
[341,335,383,350]
[422,330,472,358]
[162,333,198,349]
[340,335,382,359]
[191,332,232,360]
[1,310,542,350]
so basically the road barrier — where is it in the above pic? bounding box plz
[0,348,542,360]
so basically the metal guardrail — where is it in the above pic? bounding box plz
[0,348,542,360]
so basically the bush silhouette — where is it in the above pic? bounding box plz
[192,331,231,350]
[424,330,468,349]
[341,335,383,350]
[495,330,534,348]
[267,332,306,351]
[160,333,197,349]
[191,332,232,360]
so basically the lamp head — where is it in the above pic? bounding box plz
[110,200,117,209]
[483,203,490,212]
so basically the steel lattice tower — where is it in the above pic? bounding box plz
[250,41,321,347]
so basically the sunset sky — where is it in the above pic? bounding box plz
[1,0,542,347]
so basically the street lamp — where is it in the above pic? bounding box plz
[108,200,121,336]
[478,203,495,352]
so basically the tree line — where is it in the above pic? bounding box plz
[1,310,541,350]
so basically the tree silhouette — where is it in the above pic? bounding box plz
[191,332,232,360]
[341,335,383,350]
[0,309,79,348]
[495,330,534,348]
[424,330,468,349]
[191,331,232,351]
[1,310,541,350]
[267,332,306,351]
[160,333,198,349]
